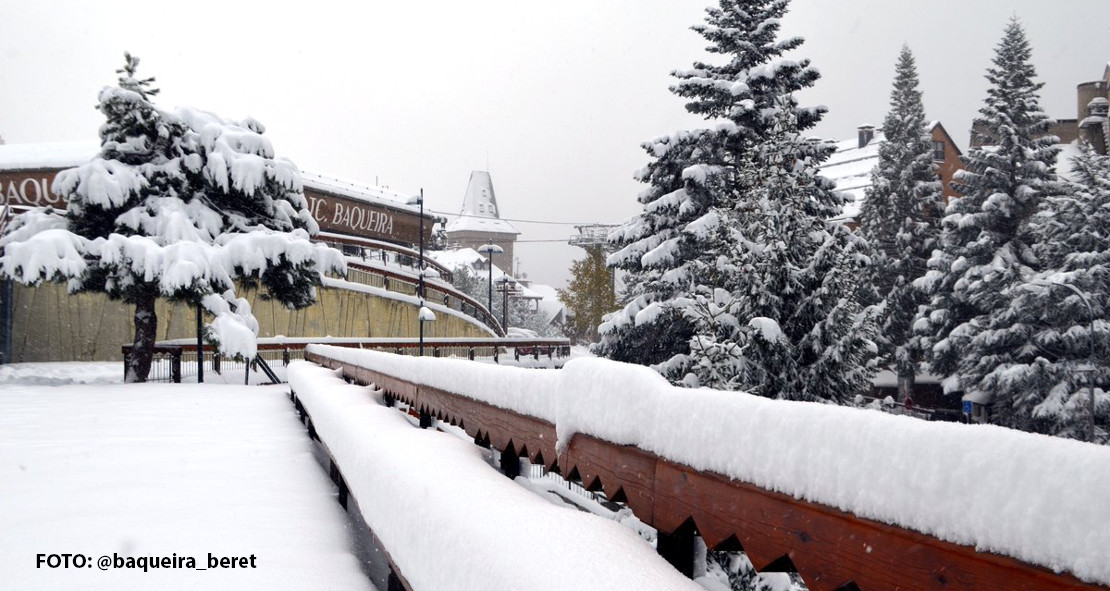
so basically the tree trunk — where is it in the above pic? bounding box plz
[126,286,159,383]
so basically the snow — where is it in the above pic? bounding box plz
[321,276,497,336]
[0,141,98,170]
[818,130,884,222]
[304,345,1110,585]
[0,374,373,591]
[301,172,421,212]
[288,361,701,591]
[443,215,519,235]
[443,171,520,236]
[748,316,784,342]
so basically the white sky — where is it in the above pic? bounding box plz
[2,0,1109,288]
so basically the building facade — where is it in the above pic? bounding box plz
[820,122,963,226]
[443,171,520,273]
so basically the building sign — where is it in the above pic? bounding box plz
[0,170,65,209]
[303,188,431,247]
[0,169,434,248]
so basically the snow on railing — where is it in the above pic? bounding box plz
[287,361,701,591]
[306,344,1110,589]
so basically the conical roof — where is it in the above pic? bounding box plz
[444,171,520,235]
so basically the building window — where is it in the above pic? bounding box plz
[933,140,946,161]
[479,204,485,213]
[489,204,496,215]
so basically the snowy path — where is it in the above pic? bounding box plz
[289,361,703,591]
[0,381,375,591]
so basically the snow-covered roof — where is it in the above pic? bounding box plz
[301,172,421,213]
[428,247,486,271]
[0,141,425,215]
[0,141,98,170]
[527,282,568,322]
[444,171,520,235]
[820,131,884,221]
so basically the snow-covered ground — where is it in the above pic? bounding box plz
[0,367,374,591]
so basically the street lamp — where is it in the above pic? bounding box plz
[418,306,436,356]
[417,188,425,301]
[497,275,513,332]
[477,242,503,321]
[1032,280,1098,442]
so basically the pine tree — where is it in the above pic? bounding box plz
[597,0,879,402]
[913,19,1062,420]
[596,0,828,371]
[593,130,705,366]
[680,105,879,401]
[856,45,945,400]
[987,143,1110,441]
[0,54,343,381]
[558,245,617,343]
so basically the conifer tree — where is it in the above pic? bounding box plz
[679,105,879,401]
[913,19,1062,418]
[988,143,1110,441]
[557,245,617,343]
[857,45,945,400]
[0,54,342,381]
[597,0,879,402]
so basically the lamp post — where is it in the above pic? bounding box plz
[418,306,436,356]
[195,301,204,383]
[477,242,503,324]
[497,276,513,332]
[417,188,425,301]
[1033,280,1097,442]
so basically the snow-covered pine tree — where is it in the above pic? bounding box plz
[593,130,706,366]
[913,19,1062,421]
[0,54,343,382]
[984,143,1110,441]
[856,45,945,400]
[598,0,879,402]
[595,0,824,369]
[681,104,879,401]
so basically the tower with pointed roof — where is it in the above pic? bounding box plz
[444,171,520,272]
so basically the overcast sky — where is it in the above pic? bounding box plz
[3,0,1109,288]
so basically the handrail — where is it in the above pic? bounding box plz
[303,345,1109,591]
[343,260,504,336]
[313,233,506,335]
[315,231,455,282]
[125,338,572,383]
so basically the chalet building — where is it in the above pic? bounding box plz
[820,122,963,226]
[444,171,520,274]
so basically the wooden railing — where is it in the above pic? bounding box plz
[304,346,1108,591]
[342,261,504,336]
[315,232,455,282]
[126,337,572,382]
[315,232,506,335]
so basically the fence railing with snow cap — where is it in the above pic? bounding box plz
[129,337,572,383]
[304,344,1110,591]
